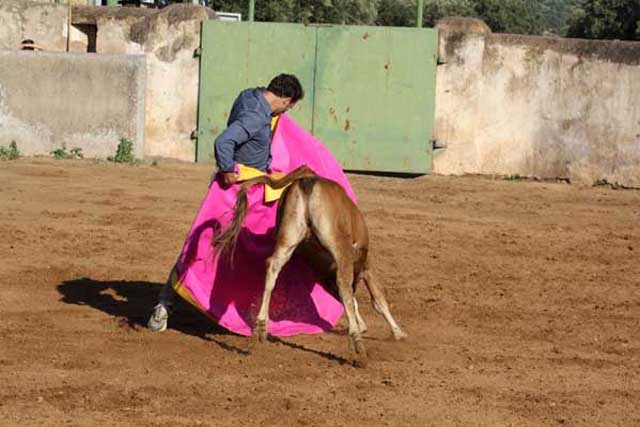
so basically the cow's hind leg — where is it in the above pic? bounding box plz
[324,245,367,367]
[148,267,178,332]
[336,261,367,367]
[362,269,408,340]
[353,297,368,335]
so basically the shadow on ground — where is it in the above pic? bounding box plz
[56,278,350,363]
[57,277,229,339]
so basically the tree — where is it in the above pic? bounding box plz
[378,0,545,34]
[376,0,415,26]
[539,0,578,35]
[208,0,554,35]
[423,0,478,27]
[567,0,640,40]
[208,0,246,16]
[209,0,380,25]
[308,0,380,25]
[472,0,544,34]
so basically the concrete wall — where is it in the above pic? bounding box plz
[0,51,145,159]
[434,18,640,186]
[73,4,215,161]
[15,0,92,4]
[5,4,637,187]
[0,0,69,51]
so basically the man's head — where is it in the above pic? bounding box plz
[266,74,304,115]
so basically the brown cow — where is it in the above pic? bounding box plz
[214,166,407,367]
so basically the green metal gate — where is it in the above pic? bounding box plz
[196,21,438,174]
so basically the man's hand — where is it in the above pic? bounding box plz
[222,171,238,187]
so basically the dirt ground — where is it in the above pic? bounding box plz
[1,158,638,426]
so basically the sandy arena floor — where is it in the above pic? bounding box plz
[1,158,639,426]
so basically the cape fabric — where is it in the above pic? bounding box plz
[172,114,356,336]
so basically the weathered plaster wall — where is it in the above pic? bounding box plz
[73,4,215,161]
[434,18,640,186]
[0,0,69,51]
[0,51,145,159]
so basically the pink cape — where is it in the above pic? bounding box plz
[174,114,355,336]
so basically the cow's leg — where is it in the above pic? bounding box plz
[148,267,178,332]
[254,190,307,343]
[352,268,368,334]
[353,296,368,335]
[362,269,408,340]
[335,258,367,367]
[254,242,300,342]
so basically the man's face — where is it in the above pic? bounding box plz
[272,97,296,116]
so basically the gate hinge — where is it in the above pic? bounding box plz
[190,129,198,140]
[193,47,202,58]
[432,139,447,150]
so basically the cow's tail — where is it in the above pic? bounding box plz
[212,165,316,262]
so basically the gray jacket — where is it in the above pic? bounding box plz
[214,87,273,172]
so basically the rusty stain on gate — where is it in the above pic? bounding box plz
[196,21,438,174]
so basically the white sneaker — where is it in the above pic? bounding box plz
[147,304,168,332]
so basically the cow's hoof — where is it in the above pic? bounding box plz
[252,320,268,344]
[147,304,168,332]
[393,329,408,340]
[351,336,368,368]
[357,324,368,335]
[353,352,368,368]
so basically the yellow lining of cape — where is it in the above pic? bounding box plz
[236,115,288,203]
[172,278,216,321]
[237,164,287,203]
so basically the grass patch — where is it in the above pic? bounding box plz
[0,141,20,161]
[51,145,84,160]
[108,138,139,165]
[503,174,522,181]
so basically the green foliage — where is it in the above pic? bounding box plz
[0,141,20,161]
[378,0,547,34]
[423,0,478,27]
[108,138,137,164]
[474,0,544,34]
[316,0,380,25]
[376,0,415,26]
[50,145,83,160]
[567,0,640,40]
[210,0,380,25]
[539,0,579,35]
[503,173,522,180]
[208,0,638,39]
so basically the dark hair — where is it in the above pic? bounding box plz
[267,74,304,103]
